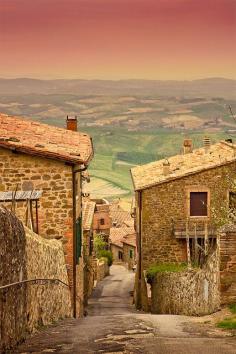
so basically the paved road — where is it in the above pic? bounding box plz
[16,265,236,354]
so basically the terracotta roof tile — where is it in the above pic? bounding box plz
[122,233,136,247]
[131,141,236,191]
[109,226,135,247]
[0,113,93,164]
[109,204,133,227]
[82,200,96,230]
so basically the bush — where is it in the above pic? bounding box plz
[146,263,188,284]
[98,250,113,266]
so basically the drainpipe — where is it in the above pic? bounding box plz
[72,164,87,318]
[137,190,142,309]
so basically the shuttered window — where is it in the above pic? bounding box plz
[190,192,208,216]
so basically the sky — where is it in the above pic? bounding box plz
[0,0,235,80]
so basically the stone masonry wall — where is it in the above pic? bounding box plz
[151,248,220,315]
[0,147,83,291]
[140,162,236,270]
[220,227,236,305]
[123,243,136,270]
[0,207,71,352]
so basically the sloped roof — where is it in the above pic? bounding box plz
[122,233,136,248]
[109,203,133,227]
[109,226,135,248]
[131,141,236,191]
[82,200,96,230]
[0,114,93,165]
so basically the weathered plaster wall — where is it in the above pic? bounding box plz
[0,207,72,352]
[151,250,220,315]
[139,162,236,270]
[220,227,236,305]
[110,244,123,263]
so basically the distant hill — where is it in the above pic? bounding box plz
[0,77,235,99]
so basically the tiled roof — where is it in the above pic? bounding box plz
[82,200,96,230]
[109,226,135,248]
[0,114,93,165]
[131,141,236,191]
[109,204,133,228]
[122,233,136,247]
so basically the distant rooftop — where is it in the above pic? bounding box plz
[0,114,93,165]
[131,141,236,191]
[109,226,135,248]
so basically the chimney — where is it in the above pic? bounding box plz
[66,116,78,131]
[183,139,193,154]
[203,136,211,153]
[163,159,170,175]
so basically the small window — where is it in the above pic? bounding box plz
[118,251,123,260]
[190,192,208,216]
[129,249,133,259]
[100,218,105,225]
[229,192,236,210]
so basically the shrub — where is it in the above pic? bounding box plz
[229,303,236,314]
[98,250,113,266]
[146,263,188,284]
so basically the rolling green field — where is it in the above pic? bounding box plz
[84,127,228,199]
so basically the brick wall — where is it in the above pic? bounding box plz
[220,227,236,305]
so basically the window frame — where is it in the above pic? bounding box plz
[187,187,210,219]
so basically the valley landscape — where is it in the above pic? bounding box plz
[1,78,236,205]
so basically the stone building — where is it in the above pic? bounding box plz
[122,233,136,270]
[220,225,236,305]
[0,113,93,316]
[82,199,96,305]
[92,198,111,241]
[109,226,135,263]
[131,140,236,308]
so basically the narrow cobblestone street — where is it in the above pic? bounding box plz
[15,265,236,354]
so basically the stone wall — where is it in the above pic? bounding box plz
[151,249,220,316]
[96,259,109,283]
[0,146,82,292]
[138,162,236,270]
[110,244,123,263]
[220,226,236,305]
[123,243,136,270]
[0,207,71,351]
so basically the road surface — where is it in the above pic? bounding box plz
[15,265,236,354]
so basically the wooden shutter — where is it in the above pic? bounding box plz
[190,192,208,216]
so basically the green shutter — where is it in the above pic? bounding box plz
[76,217,82,262]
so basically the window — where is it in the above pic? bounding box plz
[118,251,123,260]
[229,192,236,210]
[190,192,208,217]
[100,218,105,225]
[129,249,133,259]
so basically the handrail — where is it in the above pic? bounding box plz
[0,278,70,291]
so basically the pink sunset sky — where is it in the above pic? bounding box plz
[0,0,235,80]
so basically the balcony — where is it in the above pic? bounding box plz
[172,219,217,239]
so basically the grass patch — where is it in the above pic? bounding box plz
[146,263,188,284]
[229,303,236,314]
[217,304,236,330]
[217,317,236,330]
